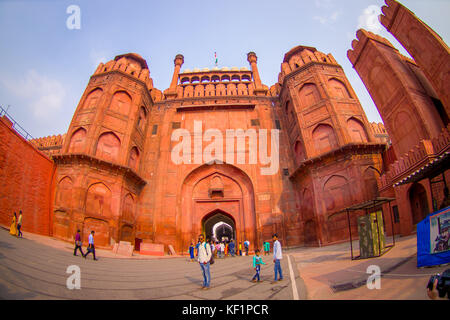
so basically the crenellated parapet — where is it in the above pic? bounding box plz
[278,45,339,85]
[93,53,154,92]
[378,124,450,190]
[30,134,66,157]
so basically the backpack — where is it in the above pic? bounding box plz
[205,243,214,265]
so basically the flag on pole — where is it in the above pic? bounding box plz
[214,52,218,66]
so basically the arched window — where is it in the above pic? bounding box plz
[347,118,368,143]
[96,132,121,162]
[68,127,87,153]
[298,83,320,108]
[312,124,337,154]
[328,78,351,99]
[110,91,132,115]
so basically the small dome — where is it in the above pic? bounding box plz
[193,68,201,72]
[221,67,229,71]
[240,67,249,71]
[231,67,239,71]
[212,67,220,71]
[202,68,210,72]
[183,69,191,73]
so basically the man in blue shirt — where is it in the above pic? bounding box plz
[83,230,98,260]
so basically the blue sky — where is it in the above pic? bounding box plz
[0,0,449,138]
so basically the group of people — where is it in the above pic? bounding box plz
[194,233,283,290]
[189,238,267,262]
[73,229,98,260]
[9,211,23,238]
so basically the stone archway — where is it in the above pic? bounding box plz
[409,183,430,225]
[177,163,256,253]
[202,210,236,242]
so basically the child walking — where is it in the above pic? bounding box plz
[251,249,266,282]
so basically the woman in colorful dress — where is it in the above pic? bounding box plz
[9,212,17,236]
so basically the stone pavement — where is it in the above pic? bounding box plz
[1,227,447,300]
[289,234,449,300]
[0,228,301,300]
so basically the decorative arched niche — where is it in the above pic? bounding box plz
[110,91,132,115]
[83,88,103,110]
[347,117,369,143]
[68,127,87,153]
[328,78,351,99]
[312,123,338,154]
[95,132,121,162]
[128,146,140,171]
[85,182,112,217]
[298,83,321,108]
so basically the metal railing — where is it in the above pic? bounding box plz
[0,105,35,141]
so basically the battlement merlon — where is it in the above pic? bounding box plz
[347,29,398,67]
[92,53,155,91]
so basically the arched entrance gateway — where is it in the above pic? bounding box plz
[202,210,236,242]
[177,163,257,253]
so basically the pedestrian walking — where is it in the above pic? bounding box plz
[189,242,195,262]
[244,240,250,256]
[197,234,212,290]
[251,249,266,282]
[74,230,84,256]
[229,239,235,257]
[210,240,215,258]
[272,233,283,283]
[239,242,242,256]
[9,212,17,237]
[263,240,270,255]
[17,211,23,238]
[83,231,98,260]
[219,242,225,258]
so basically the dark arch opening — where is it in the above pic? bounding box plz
[202,210,236,242]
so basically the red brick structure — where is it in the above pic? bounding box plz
[2,0,447,254]
[31,44,386,253]
[0,116,55,236]
[348,0,449,237]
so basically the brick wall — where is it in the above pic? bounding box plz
[0,116,55,235]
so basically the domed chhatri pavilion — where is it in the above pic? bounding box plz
[0,0,448,255]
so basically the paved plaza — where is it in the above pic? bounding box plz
[0,227,447,300]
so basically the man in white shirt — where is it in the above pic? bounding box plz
[197,234,212,289]
[272,233,283,282]
[83,230,98,260]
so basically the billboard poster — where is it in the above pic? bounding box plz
[429,207,450,254]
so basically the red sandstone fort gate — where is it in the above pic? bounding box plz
[177,163,257,251]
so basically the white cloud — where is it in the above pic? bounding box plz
[1,70,66,119]
[358,5,383,33]
[313,9,342,25]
